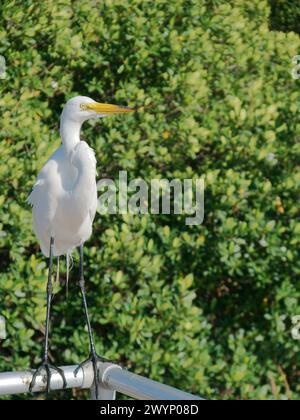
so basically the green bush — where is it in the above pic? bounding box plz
[269,0,300,34]
[0,0,299,400]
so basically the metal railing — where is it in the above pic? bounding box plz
[0,362,203,400]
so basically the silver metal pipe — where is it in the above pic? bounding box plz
[94,363,121,400]
[0,365,90,396]
[102,364,203,400]
[0,363,203,400]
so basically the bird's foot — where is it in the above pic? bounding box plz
[74,352,114,400]
[29,361,67,395]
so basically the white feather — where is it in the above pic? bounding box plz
[28,96,98,258]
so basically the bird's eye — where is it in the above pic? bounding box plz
[80,103,88,111]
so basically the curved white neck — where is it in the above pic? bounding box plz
[60,115,82,156]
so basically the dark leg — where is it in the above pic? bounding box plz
[74,244,109,400]
[29,237,67,394]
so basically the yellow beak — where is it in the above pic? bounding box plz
[81,102,136,115]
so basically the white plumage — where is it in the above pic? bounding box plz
[28,96,134,257]
[28,143,97,257]
[27,96,135,398]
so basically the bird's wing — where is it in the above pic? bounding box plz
[86,144,98,224]
[27,153,60,209]
[27,150,62,252]
[89,191,98,224]
[27,179,44,206]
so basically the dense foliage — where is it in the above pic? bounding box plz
[0,0,299,400]
[269,0,300,34]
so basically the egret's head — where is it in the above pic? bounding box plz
[61,96,135,124]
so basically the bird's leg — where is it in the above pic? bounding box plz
[29,237,67,395]
[74,244,110,400]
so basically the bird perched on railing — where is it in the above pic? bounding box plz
[28,96,135,399]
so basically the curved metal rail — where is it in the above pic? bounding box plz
[0,362,203,400]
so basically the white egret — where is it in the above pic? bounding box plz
[28,96,135,399]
